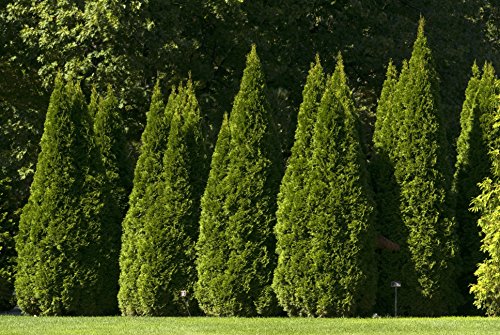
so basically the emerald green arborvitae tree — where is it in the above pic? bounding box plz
[94,85,133,219]
[392,18,459,316]
[301,59,376,317]
[195,45,282,316]
[15,75,120,316]
[134,80,207,316]
[371,60,408,315]
[118,80,171,316]
[453,63,498,314]
[195,113,231,315]
[273,56,325,316]
[470,87,500,316]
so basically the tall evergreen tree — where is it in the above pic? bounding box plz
[118,80,172,315]
[373,61,398,152]
[134,80,207,316]
[371,60,408,315]
[94,85,133,218]
[273,56,325,316]
[195,45,282,316]
[299,60,376,317]
[195,113,232,315]
[453,63,498,314]
[470,91,500,316]
[15,75,120,315]
[391,18,459,315]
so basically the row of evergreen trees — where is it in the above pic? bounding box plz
[14,19,500,316]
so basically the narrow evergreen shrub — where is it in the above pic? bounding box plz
[302,59,376,317]
[135,80,207,316]
[273,56,325,316]
[391,18,459,315]
[94,85,133,216]
[195,45,282,316]
[118,80,171,315]
[15,75,119,316]
[453,63,497,314]
[371,61,408,314]
[195,113,231,315]
[469,71,500,316]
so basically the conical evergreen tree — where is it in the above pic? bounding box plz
[15,75,120,315]
[470,91,500,316]
[118,80,172,315]
[391,18,459,315]
[373,61,398,152]
[371,61,408,314]
[300,61,376,317]
[134,80,207,316]
[195,113,232,315]
[273,56,325,316]
[195,45,282,316]
[94,85,133,218]
[453,63,497,314]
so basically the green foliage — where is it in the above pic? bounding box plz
[297,59,376,317]
[134,80,207,316]
[469,76,500,316]
[15,74,120,316]
[373,61,398,153]
[195,46,282,316]
[195,113,231,315]
[453,63,498,314]
[391,19,459,316]
[118,80,170,316]
[93,85,133,216]
[273,56,325,316]
[371,61,409,315]
[0,102,44,311]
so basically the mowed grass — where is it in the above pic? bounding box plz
[1,316,500,335]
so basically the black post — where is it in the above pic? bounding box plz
[394,286,398,317]
[391,281,401,318]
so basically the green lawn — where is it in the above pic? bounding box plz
[1,316,500,335]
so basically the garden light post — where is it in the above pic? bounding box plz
[391,281,401,317]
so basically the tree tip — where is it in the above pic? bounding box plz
[418,16,426,36]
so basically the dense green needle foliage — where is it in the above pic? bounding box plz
[15,75,120,316]
[300,59,376,317]
[118,80,171,316]
[390,19,459,316]
[469,75,500,316]
[371,61,408,315]
[195,113,232,315]
[273,56,325,316]
[135,80,207,316]
[195,46,282,316]
[94,85,133,218]
[453,63,498,314]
